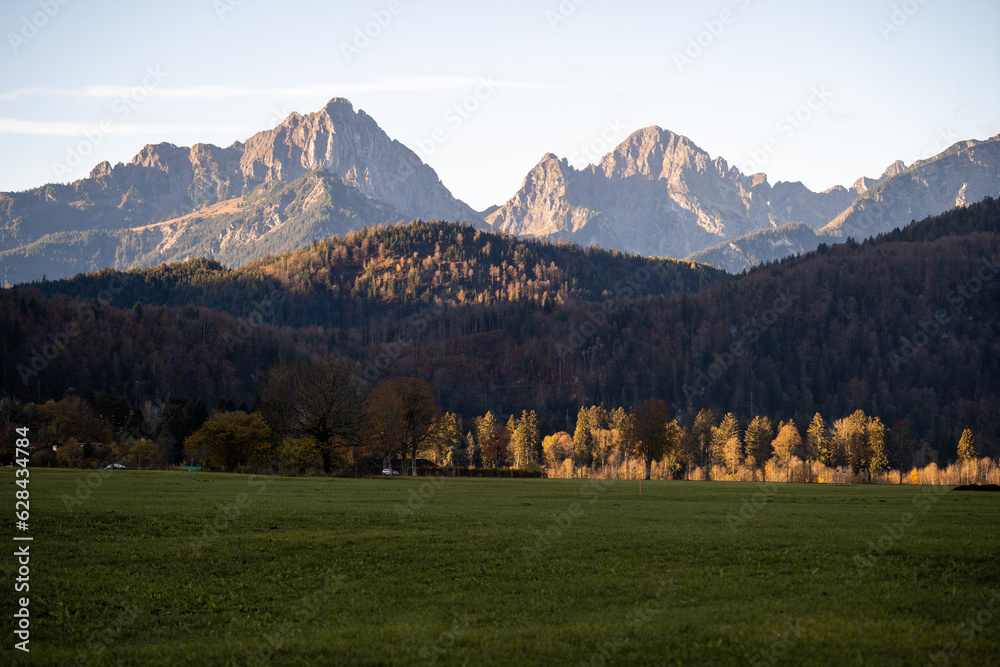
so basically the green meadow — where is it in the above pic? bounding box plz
[5,470,999,665]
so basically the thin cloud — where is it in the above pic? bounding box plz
[0,76,589,102]
[0,118,247,137]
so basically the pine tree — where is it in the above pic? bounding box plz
[507,415,521,467]
[712,413,741,474]
[805,413,828,482]
[867,416,888,479]
[691,408,716,470]
[511,410,540,467]
[744,416,774,473]
[957,429,977,463]
[573,406,595,469]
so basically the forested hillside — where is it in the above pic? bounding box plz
[25,220,725,328]
[2,198,998,463]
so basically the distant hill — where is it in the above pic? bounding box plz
[686,222,821,274]
[26,220,726,329]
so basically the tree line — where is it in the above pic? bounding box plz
[4,363,989,486]
[2,199,999,465]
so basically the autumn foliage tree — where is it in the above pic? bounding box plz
[389,377,439,475]
[957,429,977,464]
[258,356,366,472]
[476,411,510,473]
[624,398,675,480]
[772,423,802,481]
[184,411,272,471]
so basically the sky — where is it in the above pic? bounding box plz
[0,0,998,211]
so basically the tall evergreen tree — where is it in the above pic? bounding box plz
[867,416,888,479]
[573,406,595,469]
[712,413,742,475]
[957,429,977,463]
[744,416,774,473]
[805,413,828,481]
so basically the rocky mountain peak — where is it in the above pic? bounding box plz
[881,159,907,179]
[323,97,354,113]
[90,161,113,179]
[853,176,876,193]
[597,126,708,182]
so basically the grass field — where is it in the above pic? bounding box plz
[5,470,999,666]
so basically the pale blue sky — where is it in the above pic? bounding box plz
[1,0,997,210]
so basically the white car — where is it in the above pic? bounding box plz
[381,468,399,476]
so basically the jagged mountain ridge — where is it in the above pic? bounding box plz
[821,136,1000,239]
[3,96,999,283]
[0,98,479,284]
[689,136,1000,273]
[488,127,1000,268]
[485,126,860,260]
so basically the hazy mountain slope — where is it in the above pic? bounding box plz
[687,143,1000,273]
[686,222,821,273]
[821,136,1000,239]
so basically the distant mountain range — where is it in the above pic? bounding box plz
[2,97,998,283]
[0,99,479,284]
[490,130,1000,273]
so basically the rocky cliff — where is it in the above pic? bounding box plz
[0,98,479,284]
